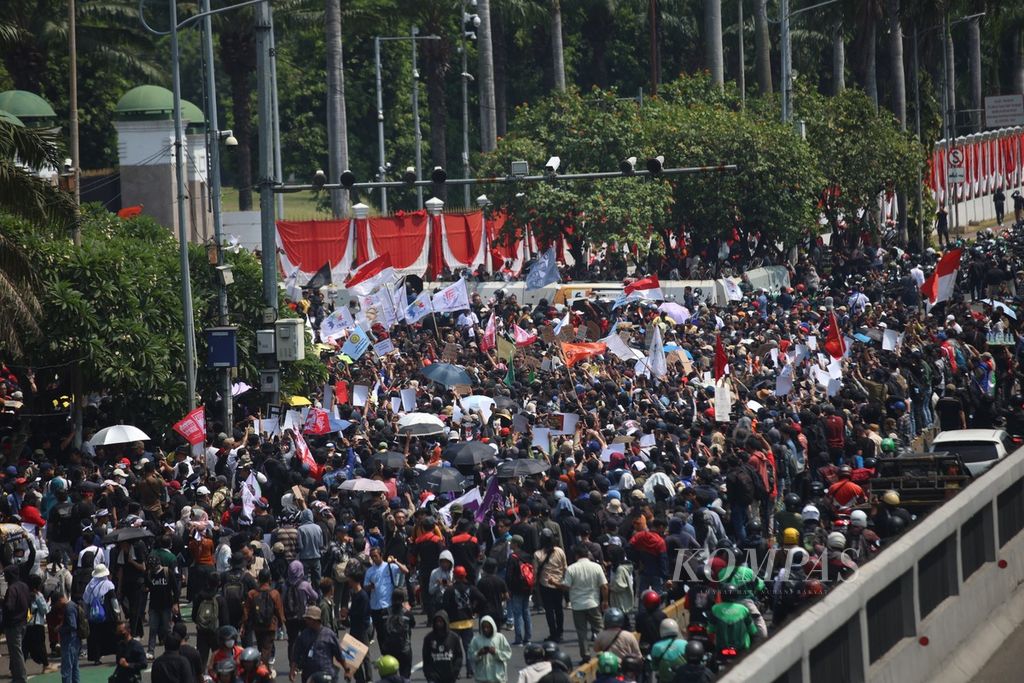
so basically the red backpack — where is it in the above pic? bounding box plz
[516,555,536,591]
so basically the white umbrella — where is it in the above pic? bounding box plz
[397,412,446,436]
[339,478,390,493]
[89,425,151,446]
[658,302,691,324]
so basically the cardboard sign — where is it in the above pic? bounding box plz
[374,338,396,357]
[442,343,459,362]
[714,381,732,422]
[585,321,601,341]
[575,325,588,341]
[339,633,370,677]
[541,325,556,344]
[453,384,473,396]
[521,355,542,369]
[557,325,575,342]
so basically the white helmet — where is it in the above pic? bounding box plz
[659,618,681,638]
[802,504,820,522]
[850,510,868,528]
[827,531,847,550]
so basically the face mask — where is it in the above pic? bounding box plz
[225,640,235,649]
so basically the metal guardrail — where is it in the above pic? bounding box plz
[720,444,1024,683]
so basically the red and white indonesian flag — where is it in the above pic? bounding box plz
[512,324,537,347]
[481,313,497,352]
[624,275,664,301]
[345,253,396,296]
[921,248,962,309]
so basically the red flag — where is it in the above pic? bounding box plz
[714,335,729,381]
[334,381,348,405]
[293,431,322,479]
[920,248,962,308]
[172,406,206,446]
[624,275,664,300]
[481,313,497,353]
[561,341,608,367]
[824,311,846,359]
[303,407,331,435]
[117,205,143,219]
[344,253,395,295]
[512,324,537,347]
[778,339,791,357]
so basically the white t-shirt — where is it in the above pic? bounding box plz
[562,557,607,610]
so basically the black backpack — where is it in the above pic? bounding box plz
[283,583,307,621]
[251,589,277,631]
[383,612,411,653]
[52,501,76,542]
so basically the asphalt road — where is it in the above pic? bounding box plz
[971,618,1024,683]
[12,604,576,683]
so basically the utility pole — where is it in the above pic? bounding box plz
[256,0,278,405]
[169,0,198,410]
[780,0,790,122]
[412,26,424,209]
[326,0,350,218]
[912,25,923,252]
[374,37,388,214]
[737,0,745,106]
[477,0,497,152]
[270,14,284,221]
[461,0,472,207]
[69,0,84,446]
[202,0,231,432]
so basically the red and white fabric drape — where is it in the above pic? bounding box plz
[929,129,1024,205]
[276,219,355,283]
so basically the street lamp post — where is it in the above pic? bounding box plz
[374,32,441,213]
[140,0,267,413]
[779,0,841,123]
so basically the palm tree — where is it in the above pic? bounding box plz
[705,0,724,88]
[967,9,983,132]
[0,121,73,357]
[832,18,846,93]
[754,0,772,93]
[886,0,906,128]
[478,0,498,150]
[551,0,566,91]
[325,0,350,218]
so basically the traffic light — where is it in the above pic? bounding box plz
[403,166,417,186]
[431,166,447,184]
[312,169,327,190]
[646,155,664,176]
[620,157,637,175]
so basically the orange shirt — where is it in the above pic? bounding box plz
[189,536,215,566]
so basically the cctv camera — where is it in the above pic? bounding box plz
[312,169,327,190]
[545,156,561,174]
[620,156,637,175]
[224,134,238,147]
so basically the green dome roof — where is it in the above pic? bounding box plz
[0,110,24,127]
[116,85,206,127]
[0,91,56,120]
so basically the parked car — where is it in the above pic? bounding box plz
[929,429,1021,477]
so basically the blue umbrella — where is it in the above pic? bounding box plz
[422,362,473,387]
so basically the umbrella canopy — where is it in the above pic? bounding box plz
[421,467,471,494]
[422,362,473,387]
[496,458,550,478]
[493,396,517,411]
[370,450,408,469]
[397,412,446,437]
[444,441,498,466]
[339,478,390,493]
[89,425,151,447]
[101,526,154,544]
[285,396,312,407]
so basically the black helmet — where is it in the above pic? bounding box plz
[746,519,762,536]
[784,492,802,512]
[863,457,878,471]
[551,651,574,673]
[524,643,545,665]
[542,641,560,660]
[603,607,626,629]
[621,656,644,675]
[720,583,740,602]
[838,465,852,479]
[809,481,826,497]
[684,640,706,664]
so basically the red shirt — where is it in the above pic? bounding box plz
[824,416,845,449]
[827,479,865,507]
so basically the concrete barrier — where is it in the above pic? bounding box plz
[720,443,1024,683]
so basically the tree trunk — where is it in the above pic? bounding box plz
[946,30,956,138]
[492,8,508,136]
[886,0,906,130]
[754,0,772,94]
[1014,26,1024,95]
[865,18,878,110]
[477,0,497,152]
[968,16,982,132]
[424,45,448,200]
[325,0,350,218]
[832,19,845,94]
[219,26,256,211]
[551,0,566,91]
[704,0,724,88]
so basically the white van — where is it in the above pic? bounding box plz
[930,429,1020,477]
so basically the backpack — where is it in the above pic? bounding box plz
[194,596,219,633]
[251,589,276,631]
[42,568,63,599]
[745,463,768,500]
[76,602,91,640]
[52,501,76,542]
[88,591,106,623]
[725,469,753,505]
[223,572,246,609]
[283,583,308,621]
[517,556,536,591]
[383,612,411,653]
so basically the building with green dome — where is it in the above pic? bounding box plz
[114,85,212,241]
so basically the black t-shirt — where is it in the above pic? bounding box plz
[152,651,194,683]
[935,397,964,430]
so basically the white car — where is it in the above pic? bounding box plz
[930,429,1021,477]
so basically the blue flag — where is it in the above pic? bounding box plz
[525,247,560,290]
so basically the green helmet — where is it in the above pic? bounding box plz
[881,438,896,453]
[376,655,400,676]
[597,652,620,675]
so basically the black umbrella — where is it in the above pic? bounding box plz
[101,526,154,544]
[493,396,517,411]
[421,467,471,494]
[496,458,550,478]
[370,450,408,469]
[445,441,498,466]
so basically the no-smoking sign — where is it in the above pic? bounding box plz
[947,146,966,183]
